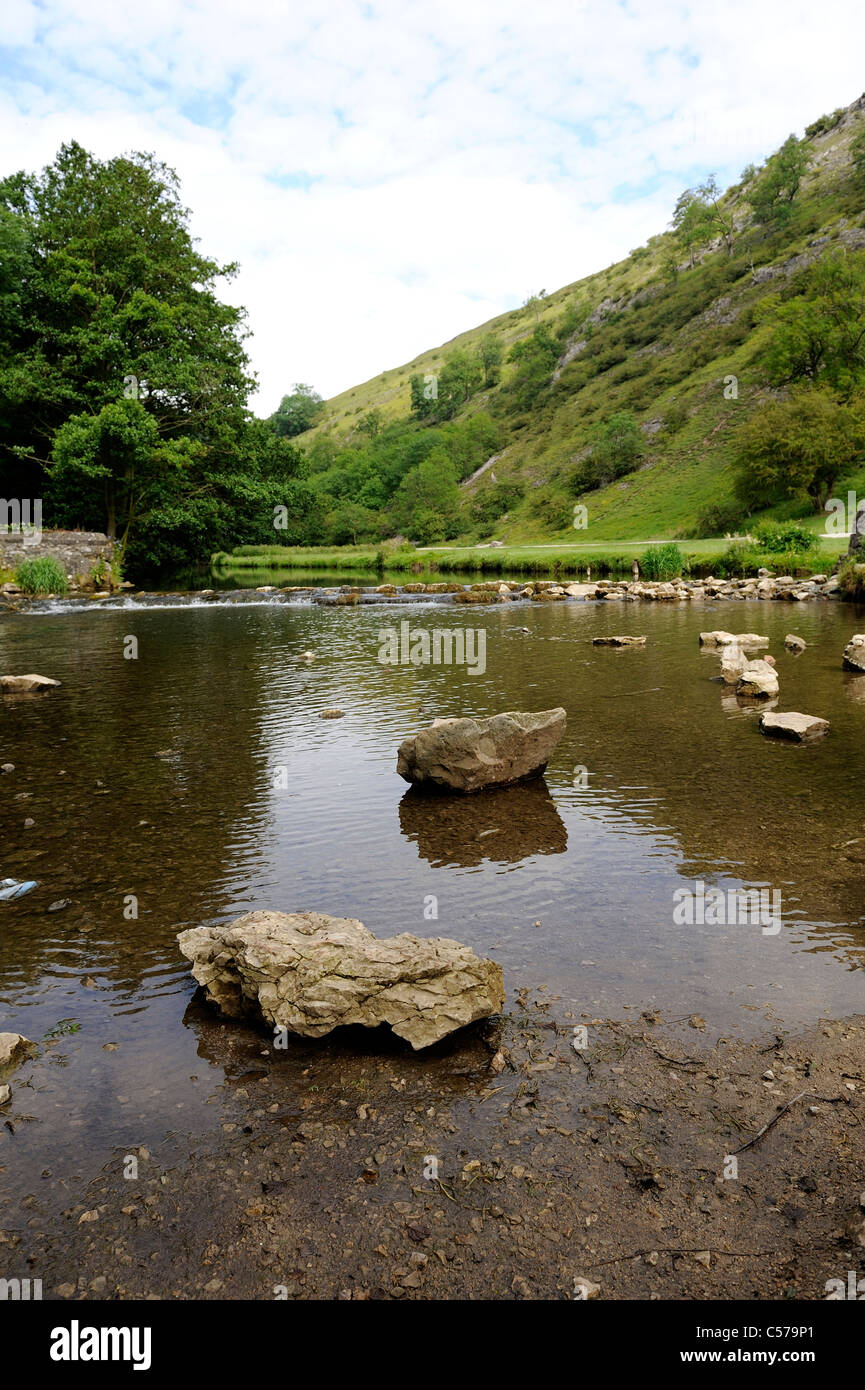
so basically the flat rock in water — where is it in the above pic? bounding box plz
[737,659,779,699]
[785,634,806,652]
[396,708,566,792]
[592,635,646,646]
[0,673,61,692]
[700,631,769,648]
[177,911,505,1050]
[843,635,865,672]
[760,712,829,742]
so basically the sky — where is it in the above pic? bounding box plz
[1,0,864,415]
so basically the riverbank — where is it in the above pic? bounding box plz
[213,536,850,584]
[0,570,857,612]
[5,1002,864,1300]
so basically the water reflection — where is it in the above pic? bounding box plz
[398,779,567,867]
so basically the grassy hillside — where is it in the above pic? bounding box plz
[287,92,865,558]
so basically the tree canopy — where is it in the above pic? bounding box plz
[0,141,310,576]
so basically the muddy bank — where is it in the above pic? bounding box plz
[4,1001,864,1301]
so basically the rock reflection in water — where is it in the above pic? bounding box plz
[398,779,567,868]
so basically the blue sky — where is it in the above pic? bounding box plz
[1,0,864,411]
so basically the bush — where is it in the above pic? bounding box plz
[715,541,818,577]
[751,520,817,553]
[15,556,69,594]
[640,542,684,580]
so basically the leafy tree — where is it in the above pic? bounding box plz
[671,187,715,268]
[671,175,734,266]
[0,141,310,576]
[469,480,524,526]
[0,141,252,501]
[590,411,643,483]
[358,407,383,439]
[437,349,483,418]
[410,349,482,423]
[732,387,864,512]
[506,325,560,409]
[759,251,865,398]
[269,384,324,437]
[750,135,809,226]
[325,500,383,545]
[392,451,461,542]
[523,290,547,322]
[50,399,160,542]
[409,371,438,421]
[477,334,503,388]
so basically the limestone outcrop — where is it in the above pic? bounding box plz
[178,911,504,1050]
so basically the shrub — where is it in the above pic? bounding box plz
[15,556,69,594]
[751,520,817,553]
[640,542,684,580]
[715,541,818,577]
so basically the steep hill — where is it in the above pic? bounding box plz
[299,92,865,555]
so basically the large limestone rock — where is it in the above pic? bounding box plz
[177,911,504,1050]
[397,708,566,793]
[759,712,829,743]
[737,659,779,698]
[843,635,865,672]
[0,673,60,693]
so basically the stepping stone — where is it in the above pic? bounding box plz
[759,712,829,743]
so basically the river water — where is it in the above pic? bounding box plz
[1,586,864,1219]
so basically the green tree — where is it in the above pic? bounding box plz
[477,334,503,388]
[732,387,864,512]
[358,407,383,439]
[506,325,559,409]
[671,187,715,268]
[392,451,461,542]
[50,399,160,542]
[437,349,483,418]
[326,500,382,545]
[759,251,865,398]
[750,135,809,226]
[269,384,324,437]
[0,141,304,576]
[0,141,251,500]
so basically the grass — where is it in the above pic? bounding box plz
[15,555,69,594]
[214,533,848,582]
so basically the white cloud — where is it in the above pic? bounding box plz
[1,0,864,410]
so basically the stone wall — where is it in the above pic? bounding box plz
[0,529,114,582]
